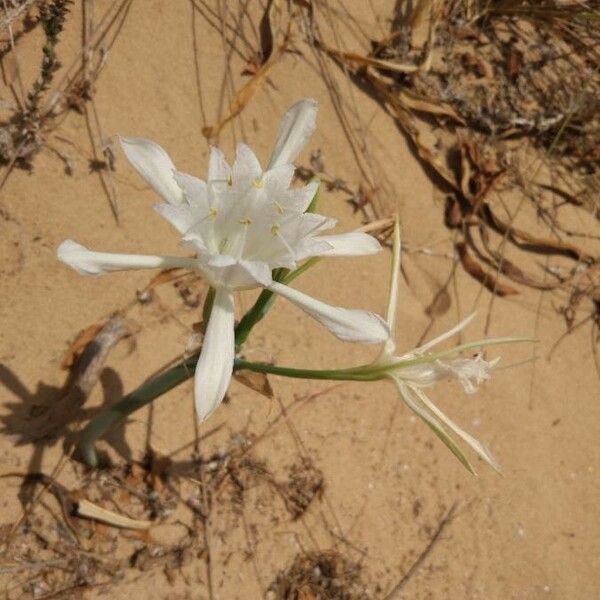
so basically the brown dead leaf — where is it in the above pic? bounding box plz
[459,142,473,200]
[409,0,434,31]
[477,227,559,291]
[444,196,463,228]
[146,267,187,289]
[507,48,523,80]
[258,0,282,64]
[456,241,518,296]
[425,284,451,317]
[364,70,462,191]
[297,589,316,600]
[396,88,466,123]
[496,256,558,290]
[61,321,106,369]
[234,369,274,399]
[481,204,592,262]
[324,46,423,74]
[203,27,289,139]
[461,51,493,78]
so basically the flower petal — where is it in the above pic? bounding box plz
[267,98,318,169]
[411,385,501,473]
[120,137,184,205]
[194,287,235,421]
[385,218,401,350]
[57,240,197,275]
[173,171,209,211]
[281,180,319,213]
[233,143,262,183]
[264,163,295,193]
[207,146,231,183]
[268,281,389,343]
[415,313,477,354]
[394,379,476,474]
[153,203,200,234]
[205,255,272,288]
[314,232,381,256]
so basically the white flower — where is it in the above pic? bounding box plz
[58,99,389,421]
[373,220,513,474]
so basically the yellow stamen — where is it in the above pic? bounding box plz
[239,217,252,225]
[270,223,279,236]
[274,201,284,215]
[253,178,265,189]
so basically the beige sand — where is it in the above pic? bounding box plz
[0,1,598,598]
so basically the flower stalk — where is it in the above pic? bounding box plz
[77,333,529,467]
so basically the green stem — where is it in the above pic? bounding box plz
[233,358,380,381]
[77,353,380,467]
[202,286,215,324]
[78,352,199,467]
[234,289,277,347]
[233,268,290,347]
[78,333,532,466]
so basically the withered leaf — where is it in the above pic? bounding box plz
[481,204,591,262]
[234,369,274,399]
[456,242,518,297]
[61,321,105,369]
[203,29,289,139]
[146,267,186,289]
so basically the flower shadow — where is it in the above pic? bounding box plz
[0,363,133,506]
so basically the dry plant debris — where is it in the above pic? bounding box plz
[294,0,599,356]
[2,1,600,597]
[1,0,133,216]
[267,550,369,600]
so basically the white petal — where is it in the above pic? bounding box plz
[153,203,199,234]
[57,240,197,275]
[382,218,401,356]
[239,260,273,287]
[281,180,319,213]
[292,238,333,262]
[194,287,235,421]
[394,379,476,474]
[205,255,272,288]
[208,146,231,182]
[314,232,381,256]
[173,171,209,211]
[268,281,389,344]
[415,313,477,354]
[120,137,184,205]
[267,98,318,169]
[264,163,295,192]
[233,143,262,183]
[446,355,498,394]
[411,385,501,472]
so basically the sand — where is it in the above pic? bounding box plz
[0,1,598,598]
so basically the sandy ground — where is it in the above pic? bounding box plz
[0,1,599,598]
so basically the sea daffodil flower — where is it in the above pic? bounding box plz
[372,221,519,473]
[58,99,389,421]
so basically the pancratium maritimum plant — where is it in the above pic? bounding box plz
[58,99,388,422]
[226,220,528,474]
[364,221,514,474]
